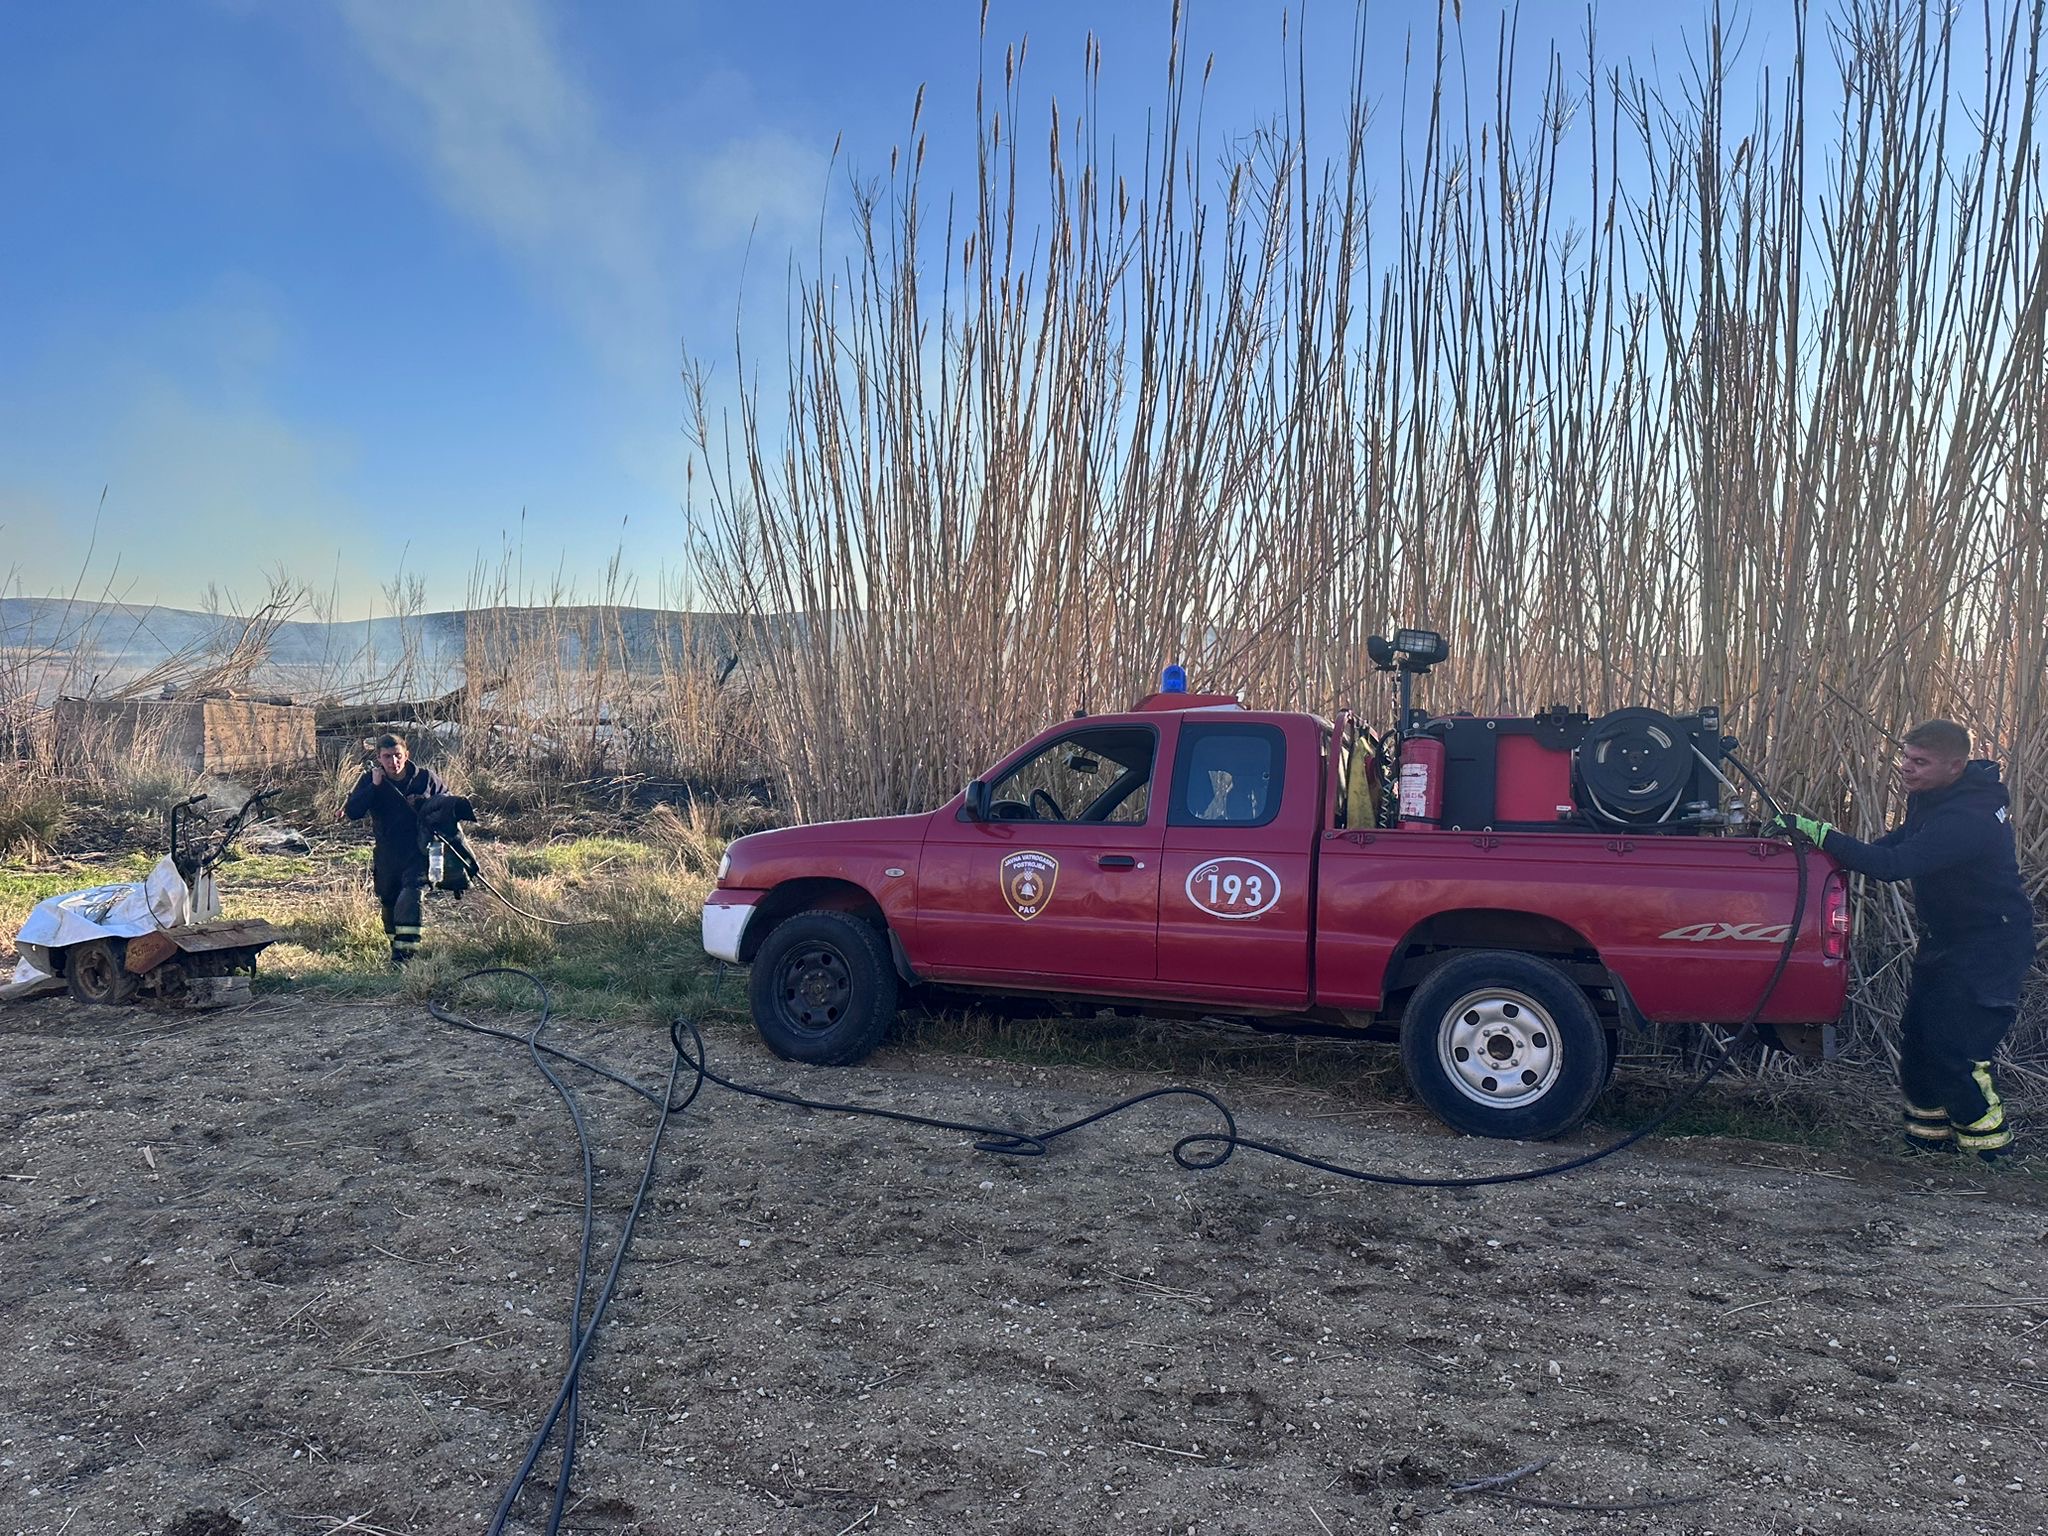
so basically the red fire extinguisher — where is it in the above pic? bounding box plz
[1397,735,1444,828]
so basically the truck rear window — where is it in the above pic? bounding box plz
[1170,723,1286,828]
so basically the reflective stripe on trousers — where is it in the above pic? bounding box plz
[1902,1101,1953,1143]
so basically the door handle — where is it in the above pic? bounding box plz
[1096,854,1138,869]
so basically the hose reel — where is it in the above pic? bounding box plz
[1574,707,1698,825]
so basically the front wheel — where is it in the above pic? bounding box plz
[748,911,900,1065]
[1399,951,1610,1140]
[65,938,140,1006]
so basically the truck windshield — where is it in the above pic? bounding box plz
[988,726,1155,824]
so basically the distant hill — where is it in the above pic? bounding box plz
[0,598,747,703]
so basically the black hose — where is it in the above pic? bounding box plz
[430,972,688,1536]
[514,977,590,1534]
[1723,746,1790,826]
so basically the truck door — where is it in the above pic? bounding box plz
[1156,717,1315,1006]
[916,722,1167,986]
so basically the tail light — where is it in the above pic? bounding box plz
[1821,872,1850,961]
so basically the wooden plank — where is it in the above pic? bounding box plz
[200,700,316,773]
[168,919,284,954]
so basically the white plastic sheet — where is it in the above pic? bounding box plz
[15,857,191,950]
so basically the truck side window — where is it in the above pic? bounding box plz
[1170,724,1285,828]
[986,726,1157,823]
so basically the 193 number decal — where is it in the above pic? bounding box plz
[1186,857,1281,920]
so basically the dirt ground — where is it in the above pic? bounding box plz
[3,992,2045,1536]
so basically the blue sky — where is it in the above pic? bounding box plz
[0,1,1794,614]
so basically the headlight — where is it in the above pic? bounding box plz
[716,848,731,883]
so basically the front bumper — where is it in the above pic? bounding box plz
[701,893,760,963]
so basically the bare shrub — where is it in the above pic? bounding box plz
[312,753,364,826]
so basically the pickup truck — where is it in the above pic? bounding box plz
[703,674,1849,1140]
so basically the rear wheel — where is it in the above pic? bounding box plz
[1400,951,1609,1140]
[749,911,899,1065]
[65,938,140,1006]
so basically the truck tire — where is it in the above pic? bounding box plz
[66,938,140,1006]
[749,910,900,1065]
[1399,951,1610,1140]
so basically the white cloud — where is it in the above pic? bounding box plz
[337,0,669,379]
[687,131,832,249]
[336,1,833,379]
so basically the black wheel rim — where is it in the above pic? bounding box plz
[76,946,116,999]
[773,941,852,1035]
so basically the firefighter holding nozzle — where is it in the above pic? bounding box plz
[342,732,449,967]
[1776,720,2035,1162]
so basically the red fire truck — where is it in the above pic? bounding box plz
[703,630,1849,1139]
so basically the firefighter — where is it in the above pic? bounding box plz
[341,733,450,967]
[1778,720,2035,1162]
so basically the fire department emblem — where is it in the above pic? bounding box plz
[1000,851,1059,921]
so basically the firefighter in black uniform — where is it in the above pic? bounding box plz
[1781,720,2035,1162]
[342,733,449,966]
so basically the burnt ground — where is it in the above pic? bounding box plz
[2,992,2046,1536]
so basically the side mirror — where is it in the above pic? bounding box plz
[963,780,992,820]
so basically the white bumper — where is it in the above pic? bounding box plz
[701,899,756,963]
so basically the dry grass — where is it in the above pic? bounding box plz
[643,795,776,874]
[686,1,2048,1061]
[400,832,723,1017]
[311,754,365,825]
[264,868,392,971]
[235,821,733,1025]
[0,767,69,859]
[90,759,199,819]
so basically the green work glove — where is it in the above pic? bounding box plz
[1772,812,1833,847]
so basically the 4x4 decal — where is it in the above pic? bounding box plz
[1660,921,1793,943]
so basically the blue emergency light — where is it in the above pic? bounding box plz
[1161,664,1187,694]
